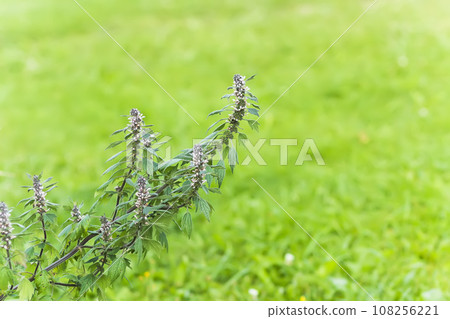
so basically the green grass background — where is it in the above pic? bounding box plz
[1,0,449,300]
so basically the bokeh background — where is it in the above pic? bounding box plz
[1,0,449,300]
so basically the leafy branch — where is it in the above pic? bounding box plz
[0,74,260,301]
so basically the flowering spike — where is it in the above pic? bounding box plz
[191,144,208,193]
[129,108,144,142]
[32,175,48,215]
[135,176,150,219]
[223,74,249,144]
[128,108,145,171]
[99,216,112,242]
[71,204,82,223]
[0,202,14,250]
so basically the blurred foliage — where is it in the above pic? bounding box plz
[0,0,449,300]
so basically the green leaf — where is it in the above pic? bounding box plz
[213,122,227,133]
[158,232,169,252]
[96,178,113,192]
[18,277,34,301]
[0,267,14,290]
[108,257,126,283]
[125,178,135,187]
[79,274,96,296]
[105,140,125,150]
[228,145,238,173]
[102,161,125,176]
[246,74,256,81]
[0,269,7,290]
[158,158,182,171]
[106,150,124,162]
[25,246,35,259]
[247,95,258,102]
[43,213,57,224]
[205,166,213,187]
[247,119,260,132]
[247,107,259,117]
[111,128,126,136]
[58,224,72,238]
[35,271,50,290]
[143,205,167,214]
[207,118,226,132]
[134,237,143,262]
[181,212,193,238]
[208,110,224,117]
[79,214,90,231]
[196,198,211,222]
[216,168,226,188]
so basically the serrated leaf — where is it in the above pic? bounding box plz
[158,232,169,252]
[216,166,226,187]
[79,274,96,296]
[143,205,166,214]
[134,237,143,262]
[108,257,127,283]
[43,213,57,224]
[0,268,14,290]
[196,198,211,222]
[228,145,238,172]
[25,246,35,259]
[181,212,193,238]
[18,277,34,301]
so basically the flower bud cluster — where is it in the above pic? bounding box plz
[223,74,248,144]
[0,202,14,250]
[129,108,144,142]
[135,176,151,220]
[33,175,48,216]
[99,216,112,242]
[71,204,82,223]
[143,138,152,148]
[191,144,208,192]
[128,108,145,171]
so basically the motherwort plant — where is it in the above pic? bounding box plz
[0,74,260,301]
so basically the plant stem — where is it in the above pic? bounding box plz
[50,281,79,288]
[33,214,47,278]
[6,249,12,270]
[112,168,133,220]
